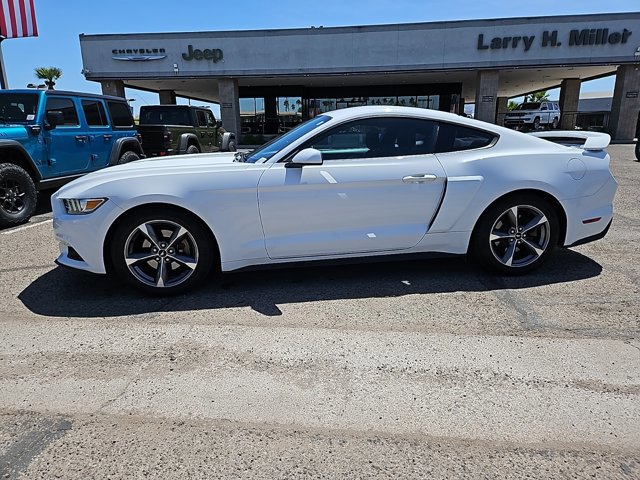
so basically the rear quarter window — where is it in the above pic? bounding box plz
[433,123,496,153]
[107,101,134,128]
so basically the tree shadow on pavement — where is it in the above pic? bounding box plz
[19,248,603,318]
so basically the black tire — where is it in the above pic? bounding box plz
[118,151,140,165]
[532,117,541,130]
[552,117,559,129]
[110,207,216,295]
[0,163,37,228]
[226,140,237,152]
[635,141,639,162]
[186,145,200,154]
[470,193,559,275]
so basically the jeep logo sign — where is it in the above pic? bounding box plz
[182,45,223,62]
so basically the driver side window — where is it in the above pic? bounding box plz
[305,117,438,161]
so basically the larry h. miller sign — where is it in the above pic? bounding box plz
[477,28,632,52]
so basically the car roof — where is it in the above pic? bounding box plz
[1,89,128,102]
[324,106,503,133]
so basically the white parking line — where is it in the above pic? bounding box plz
[1,219,53,235]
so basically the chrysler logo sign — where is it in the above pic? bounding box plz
[112,48,167,61]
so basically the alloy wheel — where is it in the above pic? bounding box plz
[0,178,26,214]
[489,205,551,268]
[123,220,199,288]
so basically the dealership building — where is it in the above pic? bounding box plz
[79,12,640,141]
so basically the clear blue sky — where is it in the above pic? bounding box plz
[2,0,638,112]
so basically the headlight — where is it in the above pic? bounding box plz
[63,198,107,215]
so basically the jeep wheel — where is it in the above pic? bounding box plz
[226,140,237,152]
[552,117,559,129]
[0,163,37,228]
[118,151,140,165]
[186,145,200,154]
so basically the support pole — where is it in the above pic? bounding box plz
[0,37,8,89]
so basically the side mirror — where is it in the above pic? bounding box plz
[216,120,223,128]
[285,148,323,168]
[44,110,64,130]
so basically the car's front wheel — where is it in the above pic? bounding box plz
[471,194,559,275]
[532,117,541,130]
[110,208,216,295]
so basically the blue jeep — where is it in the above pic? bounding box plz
[0,89,144,227]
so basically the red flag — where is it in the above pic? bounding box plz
[0,0,38,39]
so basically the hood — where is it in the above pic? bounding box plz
[55,151,255,198]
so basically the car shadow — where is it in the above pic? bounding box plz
[19,248,602,318]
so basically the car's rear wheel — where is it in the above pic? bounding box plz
[471,194,559,275]
[227,140,237,152]
[186,145,200,154]
[0,163,37,228]
[118,151,140,165]
[552,117,559,129]
[110,208,215,295]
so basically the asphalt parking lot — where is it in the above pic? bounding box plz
[0,145,639,479]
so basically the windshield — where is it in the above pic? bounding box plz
[516,102,541,110]
[243,115,331,163]
[0,93,39,123]
[139,107,191,125]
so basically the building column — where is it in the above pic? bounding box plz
[100,80,125,98]
[218,78,241,142]
[496,96,508,125]
[559,78,580,130]
[609,65,640,141]
[159,90,177,104]
[458,97,466,116]
[264,96,279,134]
[474,70,499,123]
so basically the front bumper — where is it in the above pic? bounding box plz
[51,194,125,274]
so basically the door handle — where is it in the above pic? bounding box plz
[75,135,87,142]
[402,174,437,183]
[103,134,112,140]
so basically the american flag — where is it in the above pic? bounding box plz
[0,0,38,39]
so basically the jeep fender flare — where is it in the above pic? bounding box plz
[221,132,236,151]
[177,134,201,154]
[108,137,145,166]
[0,140,42,182]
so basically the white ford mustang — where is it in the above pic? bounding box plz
[51,106,617,294]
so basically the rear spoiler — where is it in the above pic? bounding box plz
[528,131,611,151]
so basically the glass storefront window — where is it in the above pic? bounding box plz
[240,97,266,135]
[416,95,440,110]
[278,97,303,132]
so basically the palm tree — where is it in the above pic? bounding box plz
[525,91,549,103]
[35,67,62,90]
[508,100,519,111]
